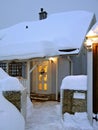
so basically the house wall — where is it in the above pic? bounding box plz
[70,14,96,75]
[58,56,71,91]
[71,47,87,75]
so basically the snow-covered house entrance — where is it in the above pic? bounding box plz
[0,10,95,101]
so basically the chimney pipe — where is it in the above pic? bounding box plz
[39,8,48,20]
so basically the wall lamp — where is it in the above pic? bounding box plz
[49,57,57,63]
[85,35,98,51]
[84,38,92,51]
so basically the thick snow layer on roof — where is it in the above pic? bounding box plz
[0,68,24,91]
[86,22,98,37]
[86,22,98,43]
[61,75,87,90]
[0,10,94,60]
[0,92,25,130]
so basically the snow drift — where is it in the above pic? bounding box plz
[0,68,33,130]
[0,92,25,130]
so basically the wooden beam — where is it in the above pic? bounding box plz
[56,58,58,100]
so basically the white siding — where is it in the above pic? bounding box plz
[87,51,93,124]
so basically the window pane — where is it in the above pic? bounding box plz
[44,75,47,81]
[8,62,27,78]
[44,65,47,72]
[44,83,47,90]
[38,83,42,90]
[9,62,22,77]
[39,75,42,81]
[0,63,7,72]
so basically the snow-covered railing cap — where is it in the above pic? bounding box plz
[61,75,87,90]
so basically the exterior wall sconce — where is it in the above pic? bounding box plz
[85,35,98,51]
[49,57,57,63]
[84,39,93,51]
[49,57,54,63]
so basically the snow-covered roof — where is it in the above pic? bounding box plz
[86,22,98,43]
[0,10,95,60]
[86,22,98,38]
[61,75,87,90]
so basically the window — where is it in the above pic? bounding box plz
[9,62,22,77]
[0,62,27,78]
[8,62,27,78]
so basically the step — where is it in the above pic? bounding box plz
[31,96,49,101]
[30,93,49,101]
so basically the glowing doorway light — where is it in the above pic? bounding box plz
[49,57,57,63]
[84,39,93,51]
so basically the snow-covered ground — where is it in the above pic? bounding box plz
[0,68,98,130]
[25,75,98,130]
[25,84,98,130]
[26,101,98,130]
[26,101,63,130]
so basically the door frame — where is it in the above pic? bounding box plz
[93,43,98,114]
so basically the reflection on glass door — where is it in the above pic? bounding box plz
[37,61,50,94]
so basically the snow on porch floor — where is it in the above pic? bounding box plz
[25,101,63,130]
[25,101,98,130]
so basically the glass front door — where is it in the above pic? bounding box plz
[36,60,51,94]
